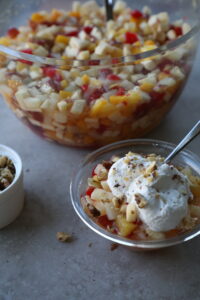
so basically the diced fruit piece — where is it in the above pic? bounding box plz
[126,203,137,222]
[100,68,113,78]
[82,74,90,84]
[81,84,89,92]
[107,74,121,81]
[88,88,105,102]
[93,164,108,180]
[55,35,69,44]
[131,10,143,19]
[65,31,79,37]
[31,12,46,23]
[145,229,165,240]
[104,202,117,220]
[116,215,137,237]
[83,26,93,34]
[98,215,113,228]
[70,99,86,115]
[86,186,95,197]
[101,180,111,192]
[7,27,19,38]
[125,32,139,44]
[91,188,114,202]
[59,90,72,99]
[0,37,11,46]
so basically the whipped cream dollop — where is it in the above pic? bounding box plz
[107,152,192,232]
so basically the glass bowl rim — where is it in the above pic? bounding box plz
[0,22,199,68]
[70,138,200,249]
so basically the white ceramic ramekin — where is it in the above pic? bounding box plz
[0,144,24,229]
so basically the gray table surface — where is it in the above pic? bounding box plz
[0,46,200,300]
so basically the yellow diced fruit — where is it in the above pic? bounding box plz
[50,9,63,22]
[116,215,137,237]
[140,82,154,93]
[60,80,68,89]
[16,62,27,72]
[110,91,141,107]
[82,74,90,84]
[59,90,72,99]
[55,35,69,45]
[0,37,11,46]
[144,40,156,46]
[158,72,169,81]
[90,99,107,117]
[68,11,80,18]
[31,13,46,23]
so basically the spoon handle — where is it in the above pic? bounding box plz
[104,0,113,21]
[164,120,200,163]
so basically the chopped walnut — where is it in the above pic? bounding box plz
[56,232,72,242]
[0,155,15,191]
[135,193,148,208]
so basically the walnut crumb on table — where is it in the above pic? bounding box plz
[56,232,72,243]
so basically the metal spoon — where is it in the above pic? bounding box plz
[164,120,200,163]
[104,0,114,21]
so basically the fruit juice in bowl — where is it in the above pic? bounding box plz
[0,0,199,147]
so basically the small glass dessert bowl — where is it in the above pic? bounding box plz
[70,139,200,250]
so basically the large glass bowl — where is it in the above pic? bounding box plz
[70,139,200,250]
[0,0,199,147]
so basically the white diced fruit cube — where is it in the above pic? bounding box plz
[126,203,137,222]
[69,37,89,50]
[91,27,102,40]
[23,97,43,110]
[77,50,90,60]
[36,25,60,40]
[7,61,16,71]
[57,100,68,112]
[104,202,117,220]
[141,59,156,71]
[91,188,114,202]
[94,164,108,179]
[54,111,67,123]
[70,99,86,115]
[167,30,176,40]
[15,86,30,102]
[159,77,176,87]
[34,46,48,57]
[170,66,185,80]
[114,0,126,13]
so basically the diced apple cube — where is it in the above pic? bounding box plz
[91,188,114,202]
[126,203,137,222]
[70,99,86,115]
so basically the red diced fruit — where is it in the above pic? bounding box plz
[7,27,19,38]
[81,84,89,92]
[174,26,183,36]
[86,186,95,197]
[83,26,93,34]
[107,74,120,81]
[88,88,104,102]
[43,67,58,79]
[112,58,120,64]
[19,49,33,65]
[131,10,143,19]
[116,87,126,96]
[88,59,99,66]
[65,31,79,37]
[150,91,165,106]
[125,32,139,44]
[98,215,113,228]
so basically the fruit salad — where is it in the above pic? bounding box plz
[81,152,200,241]
[0,1,194,147]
